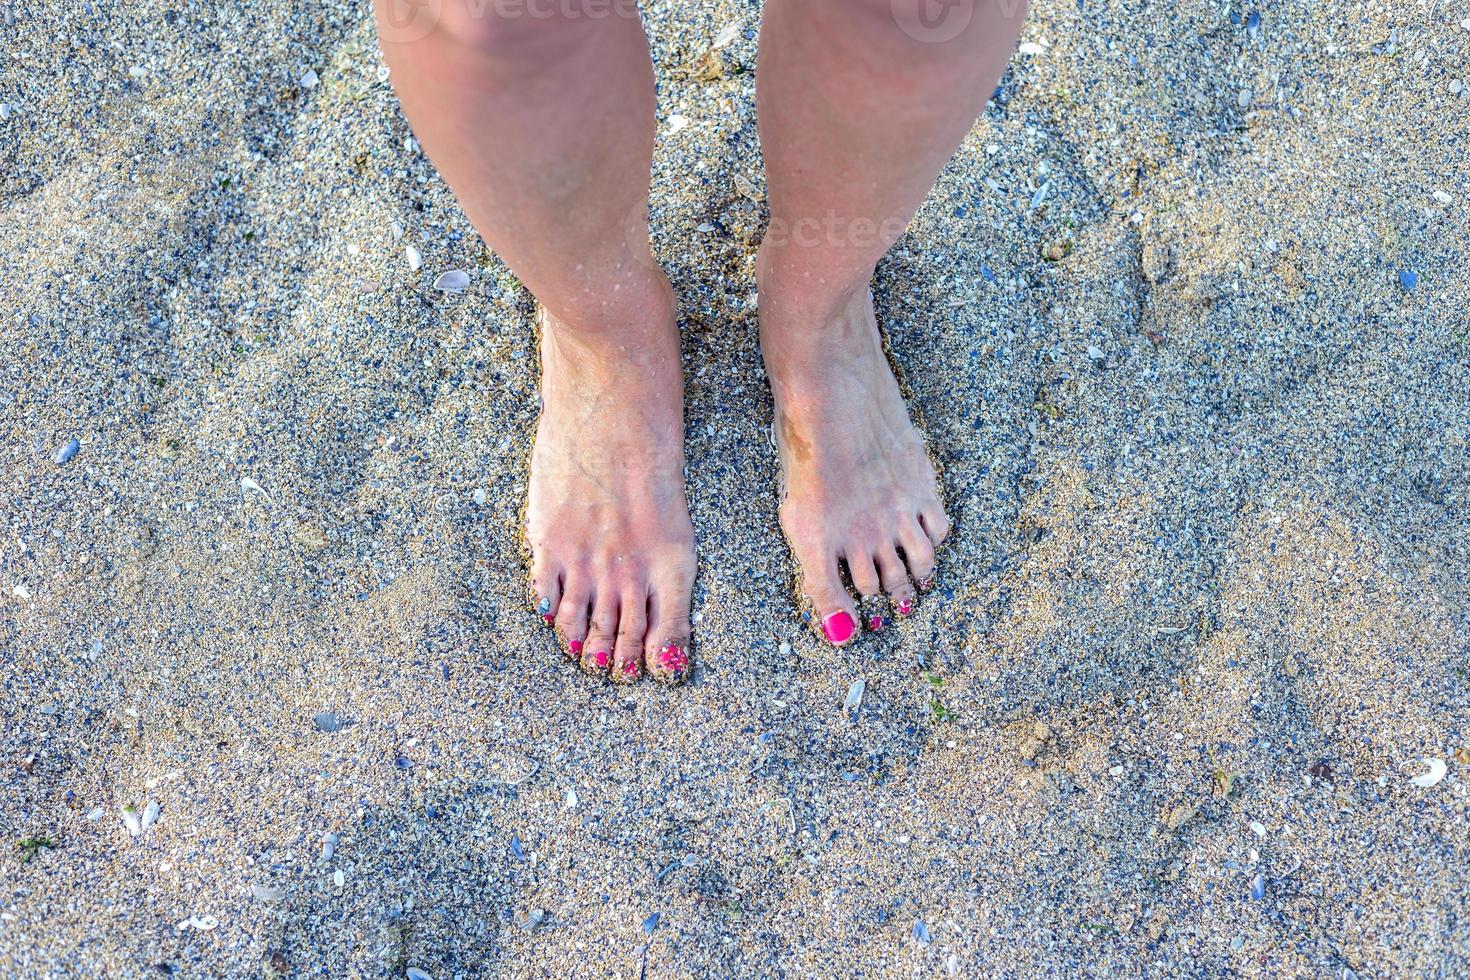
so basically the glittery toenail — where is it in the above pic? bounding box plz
[593,650,609,669]
[622,661,638,676]
[569,639,583,656]
[868,615,885,632]
[897,599,913,617]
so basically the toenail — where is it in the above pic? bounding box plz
[593,650,609,669]
[543,614,555,625]
[658,644,688,673]
[918,576,935,592]
[868,614,886,632]
[536,597,551,615]
[621,660,639,677]
[569,639,583,656]
[896,598,913,617]
[822,610,856,646]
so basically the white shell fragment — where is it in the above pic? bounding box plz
[713,21,742,49]
[666,114,689,135]
[1410,758,1447,788]
[250,883,286,902]
[1017,41,1045,56]
[300,69,319,89]
[565,788,578,811]
[843,678,866,716]
[1248,821,1267,838]
[433,270,470,292]
[122,806,143,836]
[140,800,160,833]
[405,245,422,271]
[1432,190,1453,205]
[333,869,345,887]
[177,915,219,931]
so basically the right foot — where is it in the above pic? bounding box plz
[525,275,696,684]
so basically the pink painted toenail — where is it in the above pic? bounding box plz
[569,639,583,656]
[622,660,639,676]
[822,610,856,646]
[658,644,688,673]
[593,650,609,669]
[896,598,913,618]
[868,615,885,632]
[543,614,555,625]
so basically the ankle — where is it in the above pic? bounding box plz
[537,263,675,344]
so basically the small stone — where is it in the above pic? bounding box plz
[122,806,142,836]
[1086,345,1105,361]
[406,969,434,980]
[1237,88,1253,109]
[1249,873,1265,901]
[313,712,349,733]
[666,114,689,134]
[472,488,487,506]
[1432,190,1453,205]
[642,911,661,935]
[1249,820,1267,837]
[1450,79,1465,96]
[913,919,931,944]
[320,832,338,862]
[843,678,865,716]
[521,908,546,932]
[300,69,319,89]
[406,245,422,271]
[394,756,412,770]
[1398,269,1418,291]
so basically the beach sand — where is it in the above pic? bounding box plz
[2,0,1467,975]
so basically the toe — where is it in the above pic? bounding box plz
[644,561,694,685]
[800,546,858,647]
[919,505,952,548]
[845,547,886,633]
[554,578,591,659]
[531,563,563,626]
[581,593,618,678]
[875,545,913,623]
[612,588,649,684]
[899,519,937,589]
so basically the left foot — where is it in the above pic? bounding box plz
[756,249,951,645]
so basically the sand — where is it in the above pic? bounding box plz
[2,0,1467,975]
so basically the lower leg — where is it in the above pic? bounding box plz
[374,0,695,682]
[755,0,1028,641]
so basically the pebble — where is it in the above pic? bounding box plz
[0,103,11,121]
[843,678,865,716]
[333,869,345,887]
[405,245,422,271]
[1249,820,1267,837]
[140,800,160,833]
[55,438,80,464]
[913,920,931,944]
[510,836,524,860]
[1450,79,1464,97]
[313,712,349,733]
[394,756,412,770]
[320,832,338,862]
[1398,270,1418,291]
[521,908,546,932]
[1432,190,1453,205]
[1249,873,1265,901]
[642,911,661,935]
[300,69,319,89]
[666,114,689,134]
[1237,88,1253,109]
[472,488,487,506]
[406,969,434,980]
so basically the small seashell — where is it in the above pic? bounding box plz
[1410,758,1447,788]
[140,800,160,833]
[1249,873,1265,901]
[406,969,434,980]
[320,832,338,862]
[510,836,524,860]
[122,806,142,836]
[666,114,689,134]
[696,222,716,233]
[522,908,546,932]
[1087,345,1105,361]
[1248,820,1267,837]
[1432,190,1453,205]
[1017,41,1044,56]
[176,914,219,931]
[55,438,80,464]
[86,807,105,821]
[712,21,742,49]
[250,883,285,902]
[913,919,931,944]
[240,476,268,497]
[406,245,422,271]
[300,69,319,89]
[843,678,866,716]
[333,869,345,887]
[1028,181,1051,210]
[12,584,30,600]
[565,788,578,811]
[433,270,470,292]
[642,911,661,935]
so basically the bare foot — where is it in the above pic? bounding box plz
[526,275,696,684]
[756,251,950,646]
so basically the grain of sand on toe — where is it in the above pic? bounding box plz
[2,0,1467,975]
